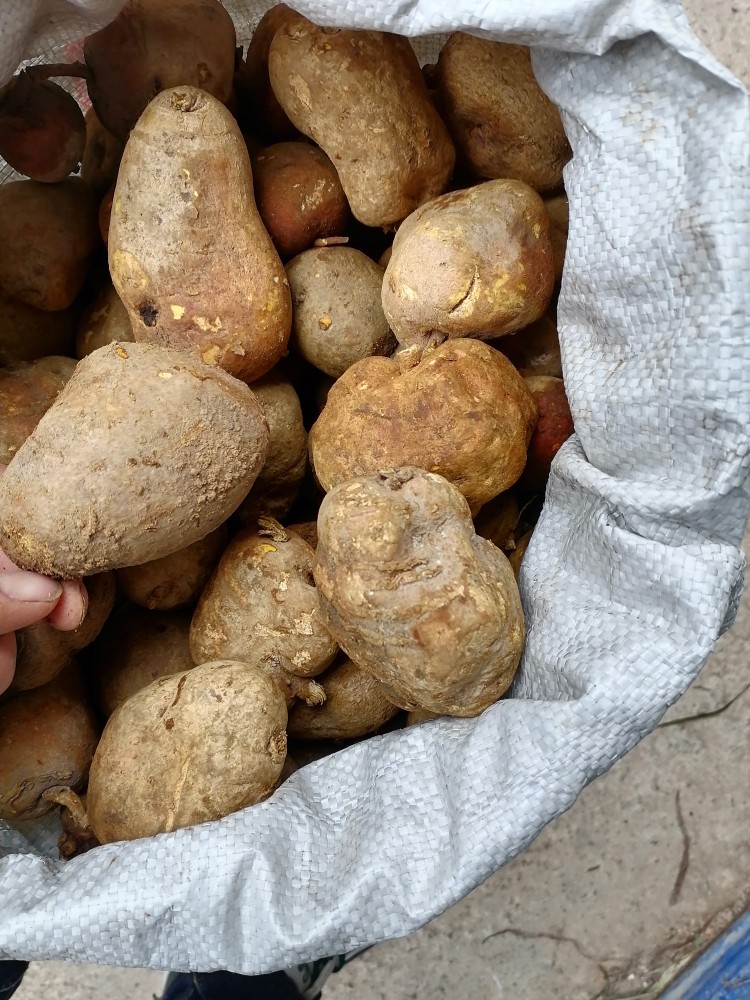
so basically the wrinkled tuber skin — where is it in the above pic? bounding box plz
[86,660,288,843]
[382,180,554,348]
[287,656,399,740]
[116,526,227,611]
[314,469,525,717]
[0,667,99,821]
[190,519,337,706]
[84,0,237,142]
[268,20,455,228]
[435,36,571,192]
[109,87,292,383]
[89,607,195,716]
[309,339,537,512]
[0,342,269,578]
[0,356,77,466]
[12,571,116,692]
[233,372,307,527]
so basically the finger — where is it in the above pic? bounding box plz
[0,632,16,696]
[0,572,63,634]
[46,579,88,632]
[0,551,18,573]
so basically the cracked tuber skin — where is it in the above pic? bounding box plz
[190,518,337,706]
[309,338,537,513]
[382,179,554,349]
[0,74,86,183]
[314,468,525,717]
[86,660,288,842]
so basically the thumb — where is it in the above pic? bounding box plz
[0,572,63,634]
[0,632,16,696]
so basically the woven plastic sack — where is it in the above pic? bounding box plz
[0,0,749,977]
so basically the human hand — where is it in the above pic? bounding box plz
[0,470,88,695]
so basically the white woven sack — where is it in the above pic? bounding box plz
[0,0,748,977]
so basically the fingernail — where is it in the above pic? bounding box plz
[0,572,63,603]
[76,580,89,628]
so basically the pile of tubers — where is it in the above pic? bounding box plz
[0,0,575,854]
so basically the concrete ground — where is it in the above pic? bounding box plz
[13,1,749,997]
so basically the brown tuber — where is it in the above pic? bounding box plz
[235,4,302,142]
[190,519,338,706]
[253,142,350,260]
[0,667,99,821]
[109,87,292,383]
[86,660,288,842]
[0,342,270,578]
[116,527,227,611]
[435,35,571,192]
[474,494,522,553]
[287,247,395,379]
[509,529,533,579]
[233,372,307,527]
[0,178,100,312]
[288,656,399,740]
[382,180,554,348]
[314,468,525,717]
[88,607,195,716]
[309,339,537,512]
[520,375,574,490]
[75,283,134,359]
[0,73,86,183]
[83,0,238,142]
[12,571,116,692]
[268,20,455,228]
[81,108,125,194]
[0,287,78,366]
[493,313,563,379]
[0,356,77,466]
